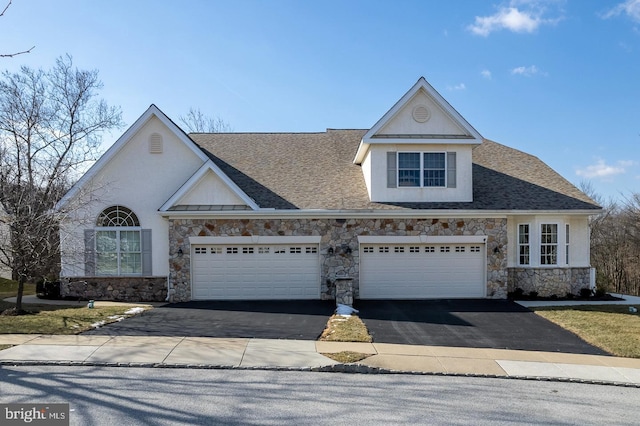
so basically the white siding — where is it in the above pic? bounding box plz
[60,116,205,277]
[377,89,468,137]
[506,215,592,268]
[177,170,247,206]
[365,143,474,203]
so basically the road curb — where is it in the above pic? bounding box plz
[2,360,639,388]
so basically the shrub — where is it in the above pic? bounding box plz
[595,287,607,298]
[528,291,539,299]
[579,287,593,299]
[36,280,61,299]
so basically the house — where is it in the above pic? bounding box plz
[57,77,601,302]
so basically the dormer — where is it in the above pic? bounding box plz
[354,77,483,203]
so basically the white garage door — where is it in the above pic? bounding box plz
[360,243,485,299]
[191,244,320,300]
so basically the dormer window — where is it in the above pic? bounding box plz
[389,151,456,188]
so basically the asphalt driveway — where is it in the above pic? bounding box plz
[355,299,608,355]
[84,298,607,355]
[83,300,335,340]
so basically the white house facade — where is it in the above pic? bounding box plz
[57,78,600,302]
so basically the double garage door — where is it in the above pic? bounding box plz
[360,243,486,299]
[191,241,486,300]
[191,244,320,300]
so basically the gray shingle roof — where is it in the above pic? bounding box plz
[189,130,600,212]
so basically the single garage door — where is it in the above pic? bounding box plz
[360,243,485,299]
[191,244,320,300]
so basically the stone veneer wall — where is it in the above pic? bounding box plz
[61,277,167,302]
[167,217,508,302]
[507,267,591,297]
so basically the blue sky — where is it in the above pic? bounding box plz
[1,0,639,202]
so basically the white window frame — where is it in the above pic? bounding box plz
[518,223,530,266]
[540,223,559,266]
[95,226,142,276]
[396,151,447,188]
[565,224,570,265]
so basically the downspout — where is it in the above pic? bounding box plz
[165,276,172,302]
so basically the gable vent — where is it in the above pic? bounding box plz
[412,105,431,123]
[149,133,163,154]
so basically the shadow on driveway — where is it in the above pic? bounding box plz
[83,300,335,340]
[355,299,609,355]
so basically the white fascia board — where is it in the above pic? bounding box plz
[358,235,487,244]
[56,104,208,210]
[354,77,483,164]
[160,208,600,220]
[189,235,321,245]
[159,160,259,211]
[364,137,479,145]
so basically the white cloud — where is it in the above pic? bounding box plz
[511,65,546,76]
[602,0,640,23]
[468,1,563,36]
[447,83,466,91]
[576,159,635,179]
[481,69,492,79]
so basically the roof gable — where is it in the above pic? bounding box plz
[56,104,209,210]
[354,77,483,164]
[160,160,259,211]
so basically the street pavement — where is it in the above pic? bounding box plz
[1,334,640,385]
[1,294,640,386]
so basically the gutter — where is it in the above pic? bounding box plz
[158,208,602,220]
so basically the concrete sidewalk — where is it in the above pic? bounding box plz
[1,335,640,386]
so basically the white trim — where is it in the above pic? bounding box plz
[517,223,531,266]
[540,222,560,266]
[56,105,209,210]
[354,77,483,164]
[189,236,321,245]
[358,235,487,244]
[159,160,260,211]
[159,209,600,219]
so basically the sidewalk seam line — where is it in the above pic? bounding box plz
[159,336,186,364]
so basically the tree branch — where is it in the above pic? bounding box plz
[0,46,35,58]
[1,1,35,58]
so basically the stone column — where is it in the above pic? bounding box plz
[335,277,353,307]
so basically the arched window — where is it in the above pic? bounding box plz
[96,205,140,227]
[95,206,142,275]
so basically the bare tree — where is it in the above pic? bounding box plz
[0,54,123,314]
[582,180,640,296]
[179,107,231,133]
[0,1,34,58]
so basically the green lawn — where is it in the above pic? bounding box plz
[0,303,150,334]
[0,277,151,335]
[533,305,640,358]
[0,277,36,300]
